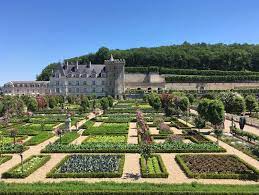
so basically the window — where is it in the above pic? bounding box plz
[56,81,59,86]
[83,81,87,85]
[68,88,72,93]
[56,88,60,93]
[76,81,80,86]
[76,88,79,93]
[92,88,95,93]
[92,81,96,85]
[68,81,72,86]
[102,80,105,85]
[102,88,104,92]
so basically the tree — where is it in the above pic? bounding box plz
[27,97,38,112]
[232,96,246,115]
[214,129,223,145]
[152,96,161,111]
[245,95,258,114]
[197,98,211,121]
[207,99,225,129]
[107,96,114,107]
[48,96,58,109]
[10,128,18,145]
[80,97,90,112]
[0,101,4,116]
[100,97,109,111]
[55,128,63,144]
[36,96,47,110]
[194,116,206,132]
[140,143,152,168]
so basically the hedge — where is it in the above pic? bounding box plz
[24,132,54,146]
[140,155,169,178]
[47,154,125,178]
[230,126,259,142]
[165,75,259,83]
[175,154,259,180]
[2,155,50,178]
[54,132,80,145]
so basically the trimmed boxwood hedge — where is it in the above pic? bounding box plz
[2,155,51,178]
[175,154,259,180]
[140,155,168,178]
[47,154,125,178]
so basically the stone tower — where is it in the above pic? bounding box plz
[104,55,125,98]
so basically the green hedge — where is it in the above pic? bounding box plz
[2,155,50,178]
[175,154,259,180]
[230,126,259,142]
[47,154,125,178]
[0,181,259,194]
[165,75,259,83]
[140,155,168,178]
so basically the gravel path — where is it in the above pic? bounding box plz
[127,122,138,144]
[71,135,88,145]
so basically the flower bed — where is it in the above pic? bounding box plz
[2,155,50,178]
[24,132,54,146]
[0,155,12,165]
[140,155,168,178]
[47,154,125,178]
[176,154,259,180]
[83,135,127,144]
[82,123,128,135]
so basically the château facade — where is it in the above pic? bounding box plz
[2,55,125,98]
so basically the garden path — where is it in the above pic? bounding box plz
[149,127,159,135]
[127,122,138,144]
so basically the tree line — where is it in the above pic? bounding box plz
[37,43,259,81]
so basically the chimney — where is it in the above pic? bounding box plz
[89,61,92,68]
[76,61,79,69]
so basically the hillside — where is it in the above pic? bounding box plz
[36,43,259,81]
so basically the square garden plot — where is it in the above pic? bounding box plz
[176,154,259,180]
[82,135,127,144]
[47,154,125,178]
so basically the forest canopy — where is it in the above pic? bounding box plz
[36,43,259,81]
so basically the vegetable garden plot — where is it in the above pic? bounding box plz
[0,155,12,165]
[2,155,50,178]
[140,155,168,178]
[83,135,127,144]
[47,154,125,178]
[176,154,259,180]
[82,123,128,135]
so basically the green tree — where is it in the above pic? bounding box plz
[194,116,206,132]
[207,100,225,129]
[214,129,223,145]
[152,96,161,111]
[100,98,109,111]
[27,97,38,112]
[245,95,258,114]
[10,128,18,145]
[80,97,90,112]
[197,98,211,121]
[140,143,152,168]
[107,96,114,107]
[0,101,4,116]
[232,96,246,115]
[48,96,58,109]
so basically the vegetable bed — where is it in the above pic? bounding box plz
[0,155,12,165]
[47,154,125,178]
[140,155,168,178]
[83,135,127,144]
[82,123,128,135]
[24,132,54,146]
[176,154,259,180]
[54,132,79,145]
[2,155,50,178]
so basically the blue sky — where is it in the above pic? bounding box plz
[1,0,259,85]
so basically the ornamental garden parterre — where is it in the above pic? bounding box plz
[0,93,259,194]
